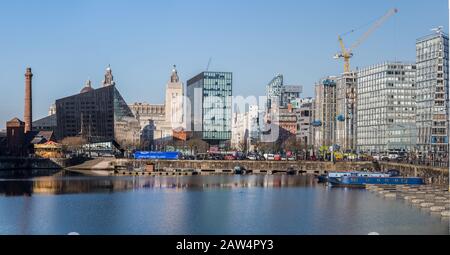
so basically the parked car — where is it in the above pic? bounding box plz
[257,154,266,161]
[247,154,257,160]
[288,156,296,161]
[274,154,282,161]
[345,153,358,160]
[224,155,236,160]
[266,154,275,161]
[381,155,390,161]
[388,153,399,160]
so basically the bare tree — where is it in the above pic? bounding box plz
[282,137,302,153]
[60,136,87,154]
[186,138,209,154]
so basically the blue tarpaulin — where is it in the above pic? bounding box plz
[336,115,345,122]
[312,120,322,127]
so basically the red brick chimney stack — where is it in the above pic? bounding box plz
[24,67,33,133]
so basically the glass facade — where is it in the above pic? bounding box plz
[266,74,284,111]
[113,88,141,148]
[187,72,232,145]
[356,62,417,153]
[266,75,303,109]
[416,33,449,158]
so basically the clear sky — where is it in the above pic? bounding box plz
[0,0,448,128]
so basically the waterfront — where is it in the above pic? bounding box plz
[0,174,448,235]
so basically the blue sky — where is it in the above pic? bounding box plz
[0,0,448,128]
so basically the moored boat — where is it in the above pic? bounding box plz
[234,166,247,175]
[328,175,425,187]
[317,174,328,183]
[286,167,298,176]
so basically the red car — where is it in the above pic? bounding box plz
[224,155,236,160]
[274,154,282,161]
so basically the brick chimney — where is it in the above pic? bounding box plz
[24,67,33,133]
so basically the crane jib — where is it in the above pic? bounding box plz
[335,8,398,73]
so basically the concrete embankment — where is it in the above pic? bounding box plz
[137,160,375,174]
[0,157,92,178]
[0,157,66,178]
[65,158,114,176]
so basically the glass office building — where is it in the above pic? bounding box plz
[416,32,449,160]
[266,74,302,110]
[357,62,417,153]
[187,72,232,146]
[266,74,284,111]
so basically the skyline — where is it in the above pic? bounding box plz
[0,0,448,129]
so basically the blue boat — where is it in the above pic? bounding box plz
[328,176,425,187]
[317,174,328,183]
[318,171,389,184]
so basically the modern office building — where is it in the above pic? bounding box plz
[335,72,357,151]
[231,112,249,151]
[313,77,337,148]
[266,74,303,110]
[266,74,284,111]
[55,67,140,149]
[187,71,232,147]
[230,105,262,152]
[416,30,449,160]
[357,62,417,153]
[248,105,261,149]
[296,98,314,147]
[282,85,303,108]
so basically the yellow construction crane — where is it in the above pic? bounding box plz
[334,8,398,73]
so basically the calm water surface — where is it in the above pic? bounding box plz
[0,174,448,235]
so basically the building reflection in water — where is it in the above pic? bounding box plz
[0,175,318,197]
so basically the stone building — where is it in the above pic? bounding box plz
[6,118,26,156]
[129,65,185,149]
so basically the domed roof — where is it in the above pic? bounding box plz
[80,87,94,93]
[80,80,93,93]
